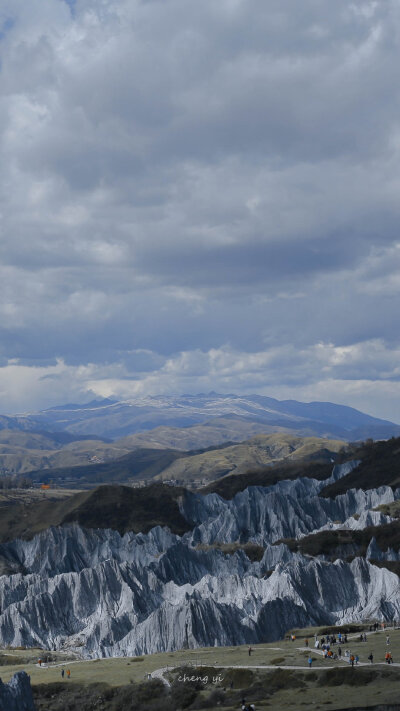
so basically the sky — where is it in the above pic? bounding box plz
[0,0,400,421]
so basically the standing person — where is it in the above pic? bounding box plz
[350,654,355,668]
[248,646,252,657]
[61,669,65,678]
[368,653,373,664]
[66,669,71,678]
[386,635,390,645]
[355,655,359,665]
[305,638,309,647]
[338,647,342,658]
[308,656,313,668]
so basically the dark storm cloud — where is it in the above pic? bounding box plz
[0,0,400,419]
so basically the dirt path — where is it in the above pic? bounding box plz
[150,658,400,687]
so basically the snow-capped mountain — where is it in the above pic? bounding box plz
[8,393,400,440]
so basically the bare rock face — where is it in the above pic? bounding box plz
[0,671,36,711]
[0,461,398,658]
[181,462,399,546]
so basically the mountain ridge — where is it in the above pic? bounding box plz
[5,393,400,441]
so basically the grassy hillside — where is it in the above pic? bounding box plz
[0,430,104,449]
[320,437,400,497]
[13,434,345,489]
[202,460,335,499]
[22,448,187,485]
[154,434,346,484]
[204,436,400,500]
[117,417,286,451]
[0,484,190,542]
[0,422,245,476]
[0,429,129,475]
[278,519,400,560]
[61,484,190,535]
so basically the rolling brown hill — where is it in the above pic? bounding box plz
[0,484,190,543]
[202,460,336,499]
[153,434,346,484]
[3,433,346,489]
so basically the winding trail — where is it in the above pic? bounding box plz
[151,658,400,687]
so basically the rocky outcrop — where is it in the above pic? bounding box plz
[0,524,180,578]
[181,462,399,546]
[0,531,398,657]
[366,537,400,562]
[0,461,398,658]
[0,671,36,711]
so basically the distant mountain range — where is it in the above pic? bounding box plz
[5,393,400,441]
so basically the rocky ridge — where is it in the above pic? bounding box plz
[0,671,36,711]
[0,461,398,657]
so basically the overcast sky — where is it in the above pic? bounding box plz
[0,0,400,421]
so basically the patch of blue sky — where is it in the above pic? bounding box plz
[62,0,77,16]
[0,17,15,41]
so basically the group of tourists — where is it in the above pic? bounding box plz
[314,633,347,649]
[310,628,396,667]
[340,648,394,665]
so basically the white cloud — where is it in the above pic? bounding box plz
[2,337,399,420]
[0,1,400,418]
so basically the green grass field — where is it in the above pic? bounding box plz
[0,624,399,710]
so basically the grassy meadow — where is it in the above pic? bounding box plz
[0,624,399,710]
